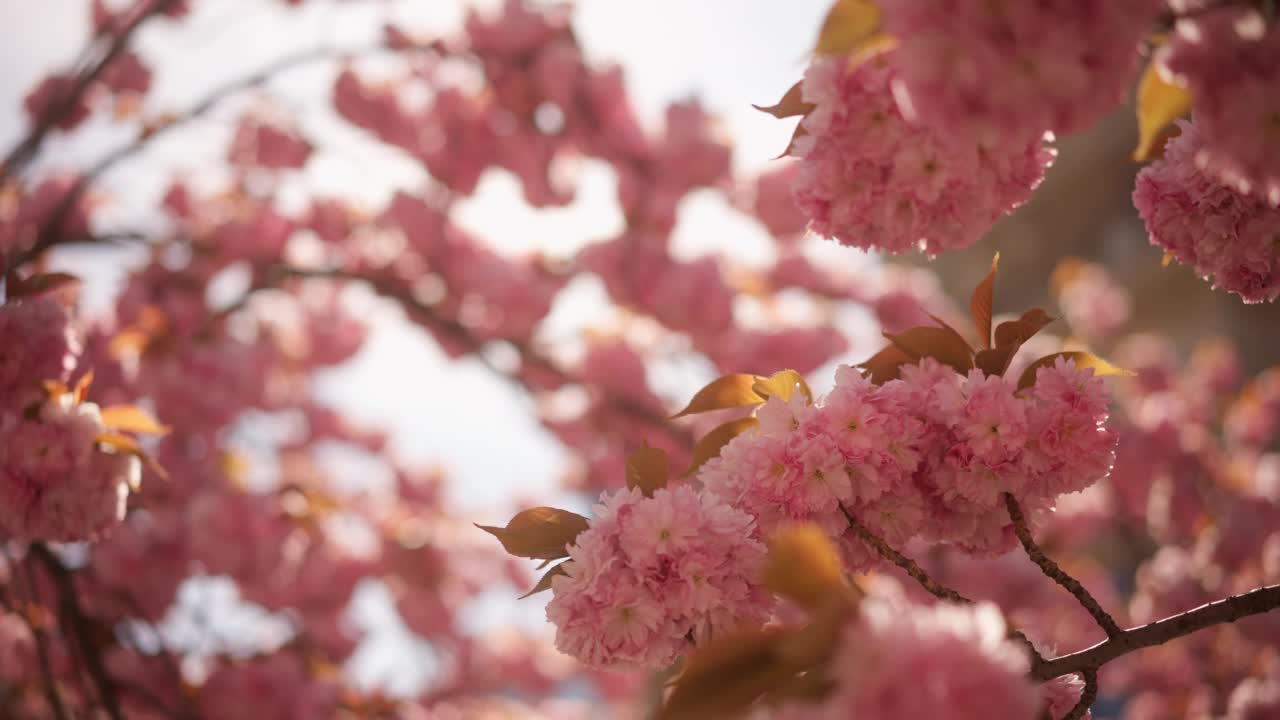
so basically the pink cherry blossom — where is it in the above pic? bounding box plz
[818,599,1039,720]
[792,53,1053,256]
[882,0,1162,141]
[1161,7,1280,204]
[545,485,771,669]
[1134,121,1280,303]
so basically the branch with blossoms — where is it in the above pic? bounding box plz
[482,255,1280,718]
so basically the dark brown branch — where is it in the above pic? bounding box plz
[19,561,72,720]
[4,44,376,276]
[1004,493,1122,638]
[839,502,968,604]
[1060,670,1097,720]
[1033,583,1280,681]
[31,543,124,720]
[838,502,1047,671]
[0,0,179,182]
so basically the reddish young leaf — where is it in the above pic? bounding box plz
[992,308,1054,349]
[752,81,812,119]
[670,374,765,419]
[687,417,760,477]
[858,343,914,384]
[476,507,590,560]
[970,253,999,349]
[884,326,974,375]
[519,562,568,599]
[625,444,670,496]
[659,627,793,720]
[1016,351,1135,391]
[6,272,82,300]
[973,346,1020,378]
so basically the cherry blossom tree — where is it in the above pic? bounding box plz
[1,1,1279,718]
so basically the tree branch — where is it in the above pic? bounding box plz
[0,0,180,182]
[838,502,1047,671]
[1061,670,1097,720]
[31,543,125,720]
[1004,493,1122,638]
[1033,583,1280,681]
[19,561,72,720]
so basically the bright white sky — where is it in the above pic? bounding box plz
[1,0,844,696]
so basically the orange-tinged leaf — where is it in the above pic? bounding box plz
[670,374,764,419]
[519,562,568,599]
[95,432,167,481]
[971,253,999,349]
[858,343,913,384]
[625,444,669,496]
[6,272,81,300]
[753,80,812,119]
[659,628,792,720]
[1133,58,1192,161]
[476,507,590,560]
[992,308,1054,349]
[974,346,1020,378]
[100,404,170,436]
[777,122,810,159]
[885,326,974,374]
[687,417,759,476]
[1162,250,1175,267]
[73,369,94,404]
[1016,351,1135,391]
[752,369,812,404]
[815,0,882,57]
[763,524,847,610]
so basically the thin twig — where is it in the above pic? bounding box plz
[1004,493,1122,638]
[1033,583,1280,681]
[31,543,124,720]
[839,503,968,604]
[0,0,179,181]
[838,502,1047,671]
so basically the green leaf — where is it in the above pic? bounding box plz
[476,507,590,560]
[1016,351,1135,391]
[1133,58,1192,161]
[970,253,999,349]
[625,444,670,496]
[687,417,759,477]
[670,374,765,419]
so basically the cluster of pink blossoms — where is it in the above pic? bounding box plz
[1133,121,1280,304]
[881,0,1162,142]
[545,485,772,669]
[701,357,1115,561]
[1160,7,1280,205]
[0,296,138,542]
[792,54,1053,255]
[816,600,1041,720]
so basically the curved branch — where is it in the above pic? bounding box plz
[1004,493,1122,638]
[1061,670,1096,720]
[1033,583,1280,681]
